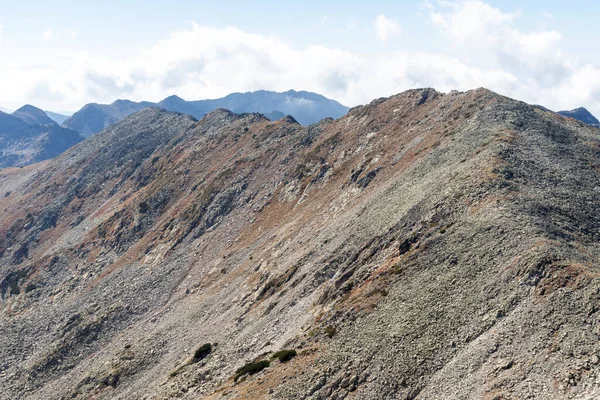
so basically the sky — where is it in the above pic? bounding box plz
[1,0,600,116]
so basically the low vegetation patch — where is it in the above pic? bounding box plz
[325,325,336,338]
[192,343,212,363]
[234,360,270,382]
[272,349,297,363]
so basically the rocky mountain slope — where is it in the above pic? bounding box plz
[557,107,600,126]
[63,90,349,137]
[0,110,84,168]
[1,89,600,400]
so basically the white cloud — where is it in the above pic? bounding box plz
[430,0,517,45]
[43,28,78,41]
[425,0,597,110]
[2,2,600,119]
[374,15,401,42]
[429,1,563,69]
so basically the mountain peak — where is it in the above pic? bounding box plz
[201,107,238,121]
[161,94,185,102]
[557,107,600,125]
[14,104,43,113]
[280,114,299,124]
[12,104,55,126]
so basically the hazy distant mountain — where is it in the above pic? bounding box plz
[205,90,349,125]
[0,110,84,167]
[44,110,71,125]
[156,95,210,119]
[0,106,11,113]
[557,107,600,125]
[62,100,154,137]
[63,90,350,137]
[12,105,55,126]
[264,110,286,121]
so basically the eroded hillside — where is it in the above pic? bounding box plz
[1,89,600,400]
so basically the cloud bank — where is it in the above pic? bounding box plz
[1,0,600,117]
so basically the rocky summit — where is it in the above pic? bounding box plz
[1,88,600,400]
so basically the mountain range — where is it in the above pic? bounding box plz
[1,88,600,399]
[1,90,599,171]
[62,90,350,137]
[0,106,83,168]
[0,90,349,168]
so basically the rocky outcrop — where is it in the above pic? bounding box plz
[1,88,600,399]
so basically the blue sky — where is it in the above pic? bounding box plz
[1,0,600,116]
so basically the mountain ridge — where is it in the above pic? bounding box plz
[62,90,350,137]
[1,88,599,399]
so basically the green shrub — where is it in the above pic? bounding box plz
[272,349,297,363]
[324,325,336,338]
[192,343,212,363]
[24,283,37,293]
[234,360,270,382]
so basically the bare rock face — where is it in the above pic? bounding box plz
[1,88,600,400]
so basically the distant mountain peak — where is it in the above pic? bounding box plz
[111,99,133,105]
[12,104,55,126]
[557,107,600,125]
[162,94,185,102]
[14,104,43,112]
